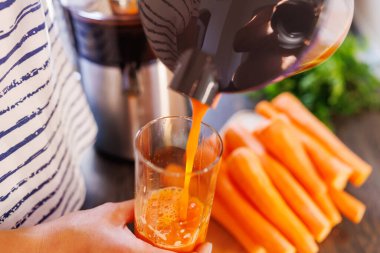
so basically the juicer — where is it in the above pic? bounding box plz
[138,0,354,106]
[60,0,190,160]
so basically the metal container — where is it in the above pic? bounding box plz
[60,0,190,160]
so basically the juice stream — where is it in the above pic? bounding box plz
[179,98,209,220]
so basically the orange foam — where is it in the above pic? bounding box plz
[136,187,205,252]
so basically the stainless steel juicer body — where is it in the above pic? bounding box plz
[60,0,190,160]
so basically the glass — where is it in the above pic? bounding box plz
[138,0,354,92]
[134,116,223,253]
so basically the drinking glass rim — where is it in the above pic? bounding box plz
[134,116,223,177]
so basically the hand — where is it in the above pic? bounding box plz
[38,200,173,253]
[0,200,212,253]
[39,200,212,253]
[195,243,213,253]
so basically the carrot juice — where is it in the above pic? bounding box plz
[134,100,221,252]
[135,187,208,252]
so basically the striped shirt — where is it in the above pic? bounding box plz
[0,0,97,229]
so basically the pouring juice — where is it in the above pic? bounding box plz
[134,105,221,252]
[134,0,354,251]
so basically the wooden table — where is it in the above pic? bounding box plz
[81,94,380,253]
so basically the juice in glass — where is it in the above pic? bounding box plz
[134,114,222,252]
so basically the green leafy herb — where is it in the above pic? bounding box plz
[250,33,380,129]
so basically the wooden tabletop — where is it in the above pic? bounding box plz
[81,94,380,253]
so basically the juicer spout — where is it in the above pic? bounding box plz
[169,49,220,107]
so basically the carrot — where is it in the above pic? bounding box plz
[223,125,331,242]
[302,135,352,190]
[255,100,280,118]
[312,193,342,226]
[256,102,352,189]
[215,165,295,253]
[259,154,331,242]
[212,197,267,253]
[222,134,231,159]
[224,125,265,155]
[254,118,327,196]
[329,187,366,224]
[272,92,372,186]
[227,148,318,253]
[252,118,342,226]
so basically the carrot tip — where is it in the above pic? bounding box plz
[330,175,349,191]
[315,226,332,243]
[353,208,366,224]
[349,169,372,187]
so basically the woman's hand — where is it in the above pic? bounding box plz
[39,200,173,253]
[195,243,213,253]
[0,200,212,253]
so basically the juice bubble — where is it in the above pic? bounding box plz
[136,187,204,252]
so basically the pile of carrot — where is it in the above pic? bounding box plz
[212,92,370,253]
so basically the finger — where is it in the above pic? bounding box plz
[145,243,176,253]
[194,242,213,253]
[114,199,135,223]
[131,237,175,253]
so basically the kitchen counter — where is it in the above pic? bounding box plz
[81,94,380,253]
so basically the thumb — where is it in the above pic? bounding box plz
[133,238,176,253]
[194,243,213,253]
[113,199,135,223]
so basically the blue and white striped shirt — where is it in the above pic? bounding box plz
[0,0,97,229]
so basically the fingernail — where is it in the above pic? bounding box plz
[204,243,213,253]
